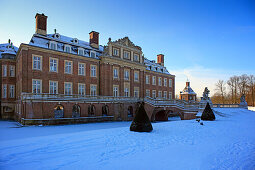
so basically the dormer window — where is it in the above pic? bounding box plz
[78,48,84,56]
[113,48,119,56]
[49,41,57,50]
[54,33,60,39]
[134,54,139,62]
[64,45,71,53]
[90,51,96,58]
[124,51,130,59]
[72,38,79,44]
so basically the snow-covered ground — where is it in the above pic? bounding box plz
[0,108,255,170]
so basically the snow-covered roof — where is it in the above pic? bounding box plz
[180,82,197,95]
[29,33,104,59]
[0,43,18,58]
[144,58,171,75]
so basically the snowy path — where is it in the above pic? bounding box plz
[0,108,255,170]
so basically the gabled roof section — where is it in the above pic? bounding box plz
[0,43,18,58]
[144,58,171,75]
[180,83,197,95]
[112,37,142,51]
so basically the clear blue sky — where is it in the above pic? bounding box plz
[0,0,254,96]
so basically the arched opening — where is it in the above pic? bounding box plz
[155,110,168,121]
[102,105,109,116]
[168,110,181,121]
[54,105,64,118]
[72,104,81,118]
[88,104,96,116]
[128,106,133,117]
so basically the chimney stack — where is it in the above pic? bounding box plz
[35,13,48,36]
[157,54,164,66]
[89,31,99,48]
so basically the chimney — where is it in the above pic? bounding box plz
[89,31,99,48]
[35,13,48,36]
[157,54,164,66]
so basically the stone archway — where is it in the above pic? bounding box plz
[155,110,168,121]
[72,104,81,118]
[102,105,109,116]
[54,104,64,118]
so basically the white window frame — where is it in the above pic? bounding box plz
[134,87,139,98]
[134,71,139,82]
[163,91,167,99]
[164,78,167,87]
[2,65,7,77]
[49,58,58,72]
[90,51,96,58]
[146,89,150,97]
[64,45,71,53]
[158,77,162,86]
[169,79,172,87]
[158,91,162,98]
[133,53,139,61]
[113,85,119,97]
[32,55,42,71]
[169,92,172,99]
[146,75,150,84]
[2,84,7,98]
[124,51,130,59]
[124,70,130,80]
[90,84,97,96]
[78,83,86,96]
[9,65,15,77]
[152,90,156,98]
[90,65,97,77]
[78,63,86,76]
[64,60,73,74]
[113,48,119,56]
[113,68,119,79]
[124,87,130,97]
[152,76,156,85]
[78,48,84,56]
[10,85,15,98]
[64,82,73,95]
[49,41,57,50]
[32,79,42,94]
[49,81,58,94]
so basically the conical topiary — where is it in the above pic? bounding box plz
[201,102,215,121]
[130,102,153,132]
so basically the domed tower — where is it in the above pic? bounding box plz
[180,80,197,101]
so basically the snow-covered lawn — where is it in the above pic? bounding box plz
[0,108,255,170]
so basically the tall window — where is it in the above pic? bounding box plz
[78,83,85,95]
[134,72,139,82]
[113,68,119,79]
[9,66,15,77]
[78,63,85,76]
[158,91,162,98]
[133,54,139,61]
[134,87,139,98]
[78,48,84,56]
[65,61,72,74]
[169,92,172,99]
[90,51,96,58]
[49,81,58,94]
[2,65,7,77]
[50,58,58,72]
[146,75,150,84]
[124,70,129,80]
[65,46,71,53]
[124,51,130,59]
[152,90,156,98]
[64,82,72,95]
[32,79,42,94]
[50,42,57,50]
[113,86,118,97]
[158,77,162,86]
[163,91,167,99]
[33,55,42,70]
[2,84,7,98]
[113,48,119,56]
[169,79,172,87]
[164,78,167,87]
[146,89,150,97]
[152,76,156,85]
[90,85,97,96]
[124,88,129,97]
[90,65,96,77]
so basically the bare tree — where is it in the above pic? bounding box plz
[233,76,239,103]
[215,80,226,104]
[238,74,249,99]
[248,75,255,106]
[227,77,235,104]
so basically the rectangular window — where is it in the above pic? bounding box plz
[146,89,150,97]
[152,90,156,98]
[2,65,7,77]
[146,75,150,84]
[158,77,162,86]
[158,91,162,98]
[124,51,130,59]
[49,58,58,72]
[124,70,130,80]
[169,92,172,99]
[65,46,71,53]
[49,81,58,94]
[64,82,72,95]
[65,60,72,74]
[113,68,119,79]
[78,63,85,76]
[78,83,86,96]
[2,84,7,98]
[113,48,119,56]
[50,42,57,50]
[33,55,42,70]
[78,49,84,56]
[163,91,167,99]
[90,85,97,96]
[152,76,156,85]
[169,79,172,87]
[134,71,139,82]
[113,86,119,97]
[133,54,139,61]
[90,65,97,77]
[124,87,129,97]
[164,78,167,87]
[32,79,42,94]
[90,51,96,58]
[134,87,139,98]
[9,66,15,77]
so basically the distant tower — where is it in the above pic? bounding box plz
[179,80,197,101]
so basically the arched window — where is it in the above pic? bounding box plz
[128,106,133,117]
[72,104,81,118]
[54,105,64,118]
[102,105,109,116]
[88,104,96,116]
